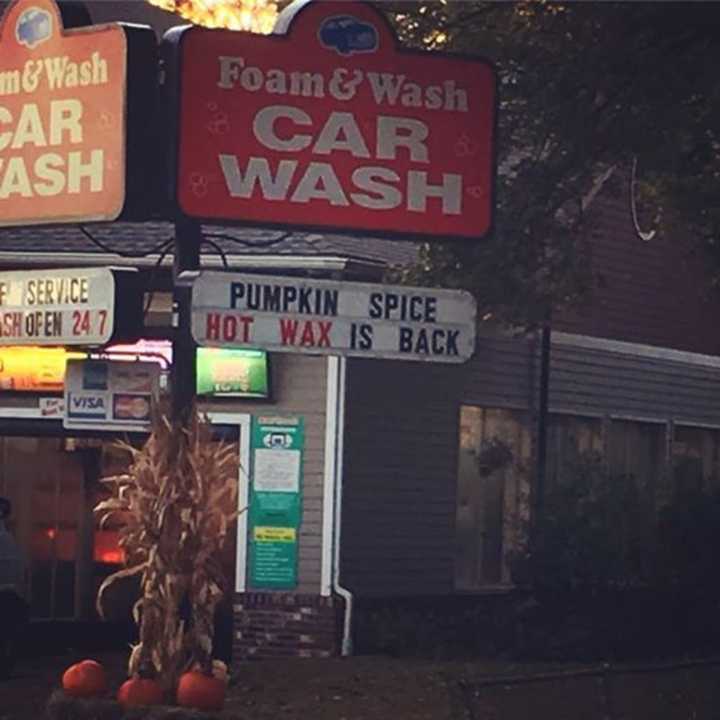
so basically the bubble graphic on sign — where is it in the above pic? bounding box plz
[16,7,52,48]
[189,172,209,198]
[467,186,486,200]
[454,134,480,158]
[206,112,230,135]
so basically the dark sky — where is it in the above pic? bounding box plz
[81,0,184,36]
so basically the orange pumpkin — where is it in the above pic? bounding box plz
[176,671,226,712]
[61,659,107,698]
[117,676,164,707]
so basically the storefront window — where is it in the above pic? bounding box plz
[546,414,603,489]
[93,530,125,565]
[87,443,135,621]
[455,410,677,591]
[672,426,720,494]
[0,436,105,619]
[23,439,85,619]
[455,406,531,590]
[0,419,241,622]
[608,419,666,507]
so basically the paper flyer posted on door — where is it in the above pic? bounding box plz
[170,0,496,241]
[249,416,304,590]
[0,267,115,346]
[63,358,159,431]
[0,0,127,226]
[191,271,477,363]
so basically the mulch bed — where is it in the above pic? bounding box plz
[46,689,225,720]
[47,691,224,720]
[3,650,720,720]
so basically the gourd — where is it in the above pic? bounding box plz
[176,670,226,712]
[117,676,164,707]
[61,659,107,698]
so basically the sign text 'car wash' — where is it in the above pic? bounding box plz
[0,267,115,345]
[171,0,495,240]
[0,0,126,226]
[192,272,476,363]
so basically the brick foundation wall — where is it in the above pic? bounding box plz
[233,593,340,660]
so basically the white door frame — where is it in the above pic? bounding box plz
[205,411,252,593]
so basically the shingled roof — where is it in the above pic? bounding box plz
[0,222,420,272]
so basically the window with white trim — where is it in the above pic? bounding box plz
[672,425,720,494]
[546,414,603,490]
[454,407,531,589]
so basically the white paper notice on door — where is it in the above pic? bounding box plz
[254,448,301,492]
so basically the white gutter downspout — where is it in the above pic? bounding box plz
[322,356,353,655]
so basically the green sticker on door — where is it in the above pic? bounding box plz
[249,416,304,589]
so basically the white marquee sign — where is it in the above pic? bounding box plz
[0,267,115,346]
[191,272,476,363]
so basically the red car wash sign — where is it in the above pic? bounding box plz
[192,272,477,363]
[0,0,126,226]
[171,0,496,240]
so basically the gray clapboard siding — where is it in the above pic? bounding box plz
[342,328,720,596]
[202,353,327,595]
[550,341,720,424]
[341,335,535,596]
[341,358,460,596]
[462,334,536,409]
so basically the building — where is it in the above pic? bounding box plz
[0,221,421,658]
[0,0,718,660]
[1,166,719,660]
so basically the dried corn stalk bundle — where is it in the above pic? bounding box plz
[95,405,240,690]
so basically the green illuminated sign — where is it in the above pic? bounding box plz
[196,348,268,398]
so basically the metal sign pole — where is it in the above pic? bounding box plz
[171,217,201,423]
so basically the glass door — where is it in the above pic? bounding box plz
[0,437,86,619]
[30,441,85,619]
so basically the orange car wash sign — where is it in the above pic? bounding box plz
[0,0,126,226]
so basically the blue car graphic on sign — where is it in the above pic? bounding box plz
[16,7,52,49]
[319,15,378,56]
